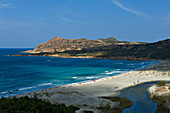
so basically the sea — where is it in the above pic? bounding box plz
[0,48,158,97]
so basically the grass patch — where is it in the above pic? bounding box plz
[156,81,166,87]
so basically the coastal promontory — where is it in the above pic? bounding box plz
[23,36,141,53]
[21,36,170,61]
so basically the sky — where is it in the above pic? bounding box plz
[0,0,170,48]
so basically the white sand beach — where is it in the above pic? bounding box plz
[16,60,170,112]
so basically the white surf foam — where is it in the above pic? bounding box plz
[0,91,9,94]
[105,70,124,75]
[37,83,52,87]
[19,86,36,91]
[86,76,94,79]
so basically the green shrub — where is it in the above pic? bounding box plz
[0,96,79,113]
[156,81,166,87]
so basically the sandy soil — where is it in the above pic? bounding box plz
[149,84,170,96]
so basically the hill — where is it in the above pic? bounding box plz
[23,36,142,53]
[21,36,170,60]
[64,39,170,60]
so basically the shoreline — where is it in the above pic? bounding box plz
[13,60,157,96]
[0,57,158,98]
[14,60,170,112]
[16,60,170,97]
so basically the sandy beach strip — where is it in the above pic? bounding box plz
[15,60,170,112]
[56,61,170,95]
[18,61,170,96]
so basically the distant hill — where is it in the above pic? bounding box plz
[23,36,143,53]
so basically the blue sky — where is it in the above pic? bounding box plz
[0,0,170,48]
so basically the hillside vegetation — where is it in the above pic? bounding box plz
[21,36,170,60]
[23,36,143,53]
[64,39,170,60]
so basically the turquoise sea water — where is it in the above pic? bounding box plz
[0,48,158,97]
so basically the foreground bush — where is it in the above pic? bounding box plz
[0,96,79,113]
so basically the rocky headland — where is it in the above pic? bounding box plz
[11,36,169,61]
[23,36,142,54]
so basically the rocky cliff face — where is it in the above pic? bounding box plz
[24,36,129,53]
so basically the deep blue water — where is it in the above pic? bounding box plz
[0,48,158,97]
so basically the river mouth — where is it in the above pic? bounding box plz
[115,81,170,113]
